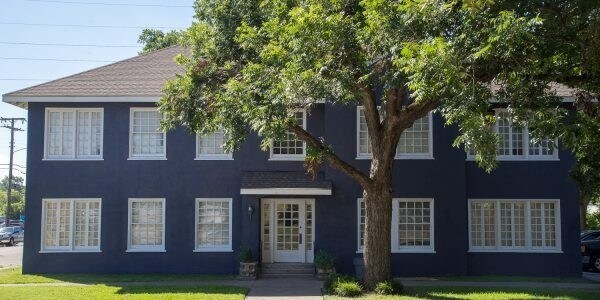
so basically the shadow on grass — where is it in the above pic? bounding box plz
[114,285,248,296]
[404,286,600,300]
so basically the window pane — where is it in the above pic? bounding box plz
[131,110,164,156]
[130,200,164,247]
[272,111,305,157]
[197,199,230,248]
[397,116,429,154]
[398,200,432,248]
[198,130,230,156]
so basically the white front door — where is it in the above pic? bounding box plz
[261,198,314,263]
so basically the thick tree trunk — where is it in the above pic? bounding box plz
[362,182,393,289]
[580,195,590,231]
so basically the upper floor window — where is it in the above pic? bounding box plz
[468,109,558,160]
[270,110,306,160]
[469,199,561,252]
[44,108,103,160]
[196,130,233,160]
[129,108,166,160]
[357,107,433,159]
[358,198,434,253]
[41,198,101,252]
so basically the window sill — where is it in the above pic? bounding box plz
[193,248,234,253]
[195,157,234,161]
[42,158,103,161]
[127,157,167,161]
[126,249,166,253]
[356,156,434,160]
[39,250,102,253]
[468,249,563,253]
[356,249,436,254]
[269,156,306,161]
[466,157,559,162]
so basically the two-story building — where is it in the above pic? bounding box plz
[2,46,581,277]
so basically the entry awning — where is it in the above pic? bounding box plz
[240,171,332,195]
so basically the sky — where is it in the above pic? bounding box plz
[0,0,194,181]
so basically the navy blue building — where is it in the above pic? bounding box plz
[3,46,581,277]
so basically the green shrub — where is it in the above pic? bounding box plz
[334,281,363,297]
[314,250,335,270]
[238,246,254,262]
[374,280,404,295]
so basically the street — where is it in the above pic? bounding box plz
[0,244,23,268]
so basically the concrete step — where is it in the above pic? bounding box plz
[262,263,314,270]
[261,263,315,278]
[262,268,315,275]
[260,273,315,278]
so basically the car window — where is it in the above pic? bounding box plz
[582,232,600,241]
[0,227,13,233]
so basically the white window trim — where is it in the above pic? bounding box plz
[357,198,435,254]
[126,198,166,252]
[269,109,307,161]
[193,198,233,252]
[43,108,104,160]
[356,107,434,160]
[39,198,102,253]
[128,107,167,160]
[468,199,562,253]
[195,133,234,160]
[466,109,559,161]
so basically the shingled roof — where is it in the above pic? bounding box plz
[2,45,186,108]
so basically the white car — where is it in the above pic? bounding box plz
[0,226,24,246]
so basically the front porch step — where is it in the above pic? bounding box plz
[261,263,315,278]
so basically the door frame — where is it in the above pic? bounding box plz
[261,198,315,263]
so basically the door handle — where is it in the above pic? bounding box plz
[299,233,303,244]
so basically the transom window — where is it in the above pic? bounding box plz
[45,108,103,160]
[196,130,232,160]
[41,198,101,252]
[469,199,561,252]
[195,198,232,252]
[271,110,306,160]
[358,198,434,253]
[357,107,432,159]
[127,198,165,252]
[129,108,166,159]
[468,109,557,160]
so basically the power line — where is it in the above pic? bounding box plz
[24,0,192,8]
[0,21,184,30]
[0,79,52,81]
[0,41,139,48]
[0,57,116,63]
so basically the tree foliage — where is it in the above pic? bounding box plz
[0,176,25,219]
[157,0,599,287]
[138,29,184,54]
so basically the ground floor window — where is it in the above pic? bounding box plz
[358,198,434,253]
[469,199,561,252]
[127,198,165,252]
[41,198,101,252]
[195,198,232,252]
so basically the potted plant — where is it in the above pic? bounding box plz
[238,246,258,280]
[314,250,336,280]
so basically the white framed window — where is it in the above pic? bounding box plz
[194,198,232,252]
[356,107,433,159]
[468,199,561,252]
[467,109,558,160]
[129,108,166,160]
[196,130,233,160]
[357,198,434,253]
[44,108,103,160]
[127,198,166,252]
[41,198,101,252]
[270,110,306,160]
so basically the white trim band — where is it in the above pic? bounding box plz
[240,188,332,195]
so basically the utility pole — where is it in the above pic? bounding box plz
[1,117,26,227]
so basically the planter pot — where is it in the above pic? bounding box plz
[315,266,335,280]
[239,261,259,280]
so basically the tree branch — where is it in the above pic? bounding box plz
[288,124,374,190]
[360,85,382,157]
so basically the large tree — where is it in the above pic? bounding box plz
[157,0,599,287]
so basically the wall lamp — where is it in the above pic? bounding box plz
[248,205,254,220]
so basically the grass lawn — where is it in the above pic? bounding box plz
[325,287,600,300]
[438,275,592,283]
[0,267,235,284]
[0,285,247,300]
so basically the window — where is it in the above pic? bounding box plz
[127,198,165,252]
[41,198,101,252]
[196,130,232,160]
[468,109,557,160]
[44,108,103,160]
[469,199,561,252]
[129,108,166,159]
[357,198,434,253]
[357,107,432,159]
[195,198,232,252]
[270,110,306,160]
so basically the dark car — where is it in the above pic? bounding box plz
[0,226,24,246]
[581,237,600,272]
[581,230,600,242]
